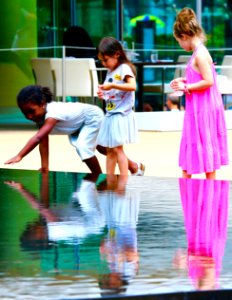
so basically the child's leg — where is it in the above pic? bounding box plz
[115,174,128,194]
[96,145,107,155]
[128,160,142,174]
[182,170,192,178]
[106,174,118,190]
[206,171,216,180]
[114,145,128,175]
[83,155,102,175]
[69,116,103,175]
[106,148,117,174]
[97,145,142,175]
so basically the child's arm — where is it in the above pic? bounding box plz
[171,50,214,92]
[97,85,104,99]
[170,77,186,90]
[99,75,136,92]
[4,176,58,222]
[39,135,49,172]
[5,118,58,166]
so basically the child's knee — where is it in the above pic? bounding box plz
[77,145,95,161]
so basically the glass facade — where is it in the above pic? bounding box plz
[0,0,231,110]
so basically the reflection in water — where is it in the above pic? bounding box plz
[6,173,105,253]
[5,173,52,251]
[177,178,229,290]
[98,175,140,296]
[3,170,232,298]
[4,172,139,296]
[47,173,105,244]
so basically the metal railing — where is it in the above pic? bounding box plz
[0,45,232,111]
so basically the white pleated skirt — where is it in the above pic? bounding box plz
[97,111,138,148]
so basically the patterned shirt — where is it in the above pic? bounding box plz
[103,63,135,116]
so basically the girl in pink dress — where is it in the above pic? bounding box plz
[171,7,229,179]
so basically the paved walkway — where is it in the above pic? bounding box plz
[1,129,232,180]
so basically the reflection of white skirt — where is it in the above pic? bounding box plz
[97,111,138,148]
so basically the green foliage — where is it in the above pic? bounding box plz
[207,23,225,48]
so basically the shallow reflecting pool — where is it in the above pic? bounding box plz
[0,169,232,299]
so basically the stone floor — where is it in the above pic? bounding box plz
[1,129,232,180]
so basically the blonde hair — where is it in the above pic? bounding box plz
[173,7,206,42]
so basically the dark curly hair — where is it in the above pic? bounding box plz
[17,85,53,108]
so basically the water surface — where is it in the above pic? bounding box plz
[0,169,232,299]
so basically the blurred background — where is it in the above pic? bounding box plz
[0,0,231,111]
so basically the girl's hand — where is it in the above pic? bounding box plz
[4,155,22,165]
[170,77,186,91]
[99,83,112,91]
[39,167,49,173]
[97,86,104,99]
[4,181,23,190]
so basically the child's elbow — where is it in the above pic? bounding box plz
[206,78,214,88]
[131,84,137,91]
[208,79,214,87]
[34,133,47,144]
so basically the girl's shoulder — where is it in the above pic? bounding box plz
[119,63,135,76]
[195,45,213,64]
[120,62,132,69]
[46,101,63,115]
[107,63,135,81]
[46,101,71,112]
[46,101,56,109]
[196,43,211,56]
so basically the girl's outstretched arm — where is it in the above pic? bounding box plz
[100,75,136,92]
[39,135,49,172]
[4,174,58,222]
[4,118,58,166]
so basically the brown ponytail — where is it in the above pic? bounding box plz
[173,7,206,42]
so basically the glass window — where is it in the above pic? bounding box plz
[0,1,37,107]
[0,0,232,109]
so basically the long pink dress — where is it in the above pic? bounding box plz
[179,44,229,174]
[179,178,229,289]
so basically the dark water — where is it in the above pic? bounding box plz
[0,169,232,299]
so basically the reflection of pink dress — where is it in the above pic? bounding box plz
[179,178,229,288]
[179,44,229,174]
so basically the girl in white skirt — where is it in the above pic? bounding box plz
[97,36,144,175]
